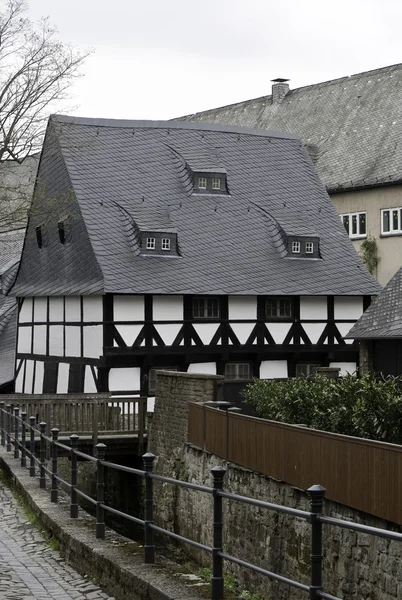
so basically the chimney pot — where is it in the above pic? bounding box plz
[271,78,290,104]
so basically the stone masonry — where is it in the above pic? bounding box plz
[148,371,402,600]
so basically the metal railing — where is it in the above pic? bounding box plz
[1,403,402,600]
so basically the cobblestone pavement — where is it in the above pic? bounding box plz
[0,479,114,600]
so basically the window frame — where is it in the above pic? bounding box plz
[161,238,171,251]
[295,363,321,378]
[265,297,292,320]
[212,177,221,190]
[291,241,300,254]
[198,176,207,189]
[381,207,402,236]
[146,237,156,250]
[192,296,220,319]
[305,241,314,254]
[224,362,252,381]
[340,211,367,239]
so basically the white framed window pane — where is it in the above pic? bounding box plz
[161,238,170,250]
[306,242,314,253]
[393,209,399,231]
[224,363,251,380]
[212,177,221,190]
[342,215,350,234]
[198,177,207,189]
[146,237,155,249]
[351,214,357,235]
[292,241,300,253]
[382,210,390,233]
[358,213,366,235]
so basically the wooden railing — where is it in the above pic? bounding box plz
[188,402,402,525]
[0,394,147,446]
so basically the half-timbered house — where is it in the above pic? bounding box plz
[9,116,380,396]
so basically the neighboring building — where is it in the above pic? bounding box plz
[179,64,402,286]
[346,267,402,376]
[0,155,39,232]
[9,115,380,396]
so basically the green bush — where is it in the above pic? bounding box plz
[243,372,402,444]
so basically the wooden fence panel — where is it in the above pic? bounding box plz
[188,406,402,525]
[187,403,204,449]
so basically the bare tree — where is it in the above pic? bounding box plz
[0,0,91,231]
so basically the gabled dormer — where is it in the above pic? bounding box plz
[140,231,178,256]
[287,235,320,258]
[192,169,229,195]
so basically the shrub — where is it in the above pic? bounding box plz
[243,372,402,444]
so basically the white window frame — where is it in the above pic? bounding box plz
[212,177,221,190]
[146,237,156,250]
[292,241,300,253]
[381,207,402,235]
[198,177,207,189]
[305,242,314,254]
[161,238,171,251]
[340,211,367,239]
[224,363,252,381]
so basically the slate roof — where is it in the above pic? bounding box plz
[179,64,402,192]
[11,116,381,297]
[346,267,402,339]
[0,296,17,386]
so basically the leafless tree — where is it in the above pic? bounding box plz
[0,0,91,231]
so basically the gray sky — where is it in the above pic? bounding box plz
[28,0,402,120]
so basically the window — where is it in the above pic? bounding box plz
[198,177,207,189]
[265,297,292,319]
[58,221,66,244]
[340,212,367,238]
[161,238,171,251]
[305,242,314,254]
[212,177,221,190]
[36,226,43,249]
[146,237,156,250]
[224,363,252,380]
[292,241,300,253]
[296,363,320,377]
[193,297,220,318]
[381,207,402,235]
[148,367,178,394]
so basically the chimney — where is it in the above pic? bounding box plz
[271,78,290,104]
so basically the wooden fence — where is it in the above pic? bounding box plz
[188,402,402,525]
[1,393,147,446]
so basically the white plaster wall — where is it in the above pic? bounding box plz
[24,360,34,393]
[192,323,219,345]
[83,325,103,358]
[228,296,257,320]
[19,298,33,323]
[34,362,44,394]
[65,297,81,321]
[153,295,183,321]
[113,295,144,321]
[49,297,64,322]
[33,325,47,355]
[336,323,355,344]
[334,297,363,320]
[83,297,102,322]
[49,325,63,356]
[109,367,141,391]
[57,363,69,394]
[65,326,81,357]
[266,323,292,345]
[187,363,217,375]
[302,323,326,345]
[155,324,182,346]
[115,324,142,346]
[329,362,357,375]
[84,366,98,393]
[17,327,32,354]
[33,297,47,322]
[260,360,288,379]
[230,323,255,345]
[300,296,327,320]
[15,362,23,393]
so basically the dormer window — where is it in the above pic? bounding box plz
[146,237,156,250]
[161,238,171,251]
[192,171,228,195]
[212,177,221,190]
[292,241,300,253]
[198,177,207,189]
[306,242,314,254]
[287,236,320,259]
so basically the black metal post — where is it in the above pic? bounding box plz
[211,466,226,600]
[21,412,27,468]
[70,434,79,518]
[6,405,11,452]
[13,407,19,459]
[39,422,46,488]
[96,443,106,539]
[29,416,36,477]
[143,452,155,564]
[308,485,326,600]
[0,402,4,447]
[51,428,59,503]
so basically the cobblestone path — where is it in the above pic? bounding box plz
[0,480,114,600]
